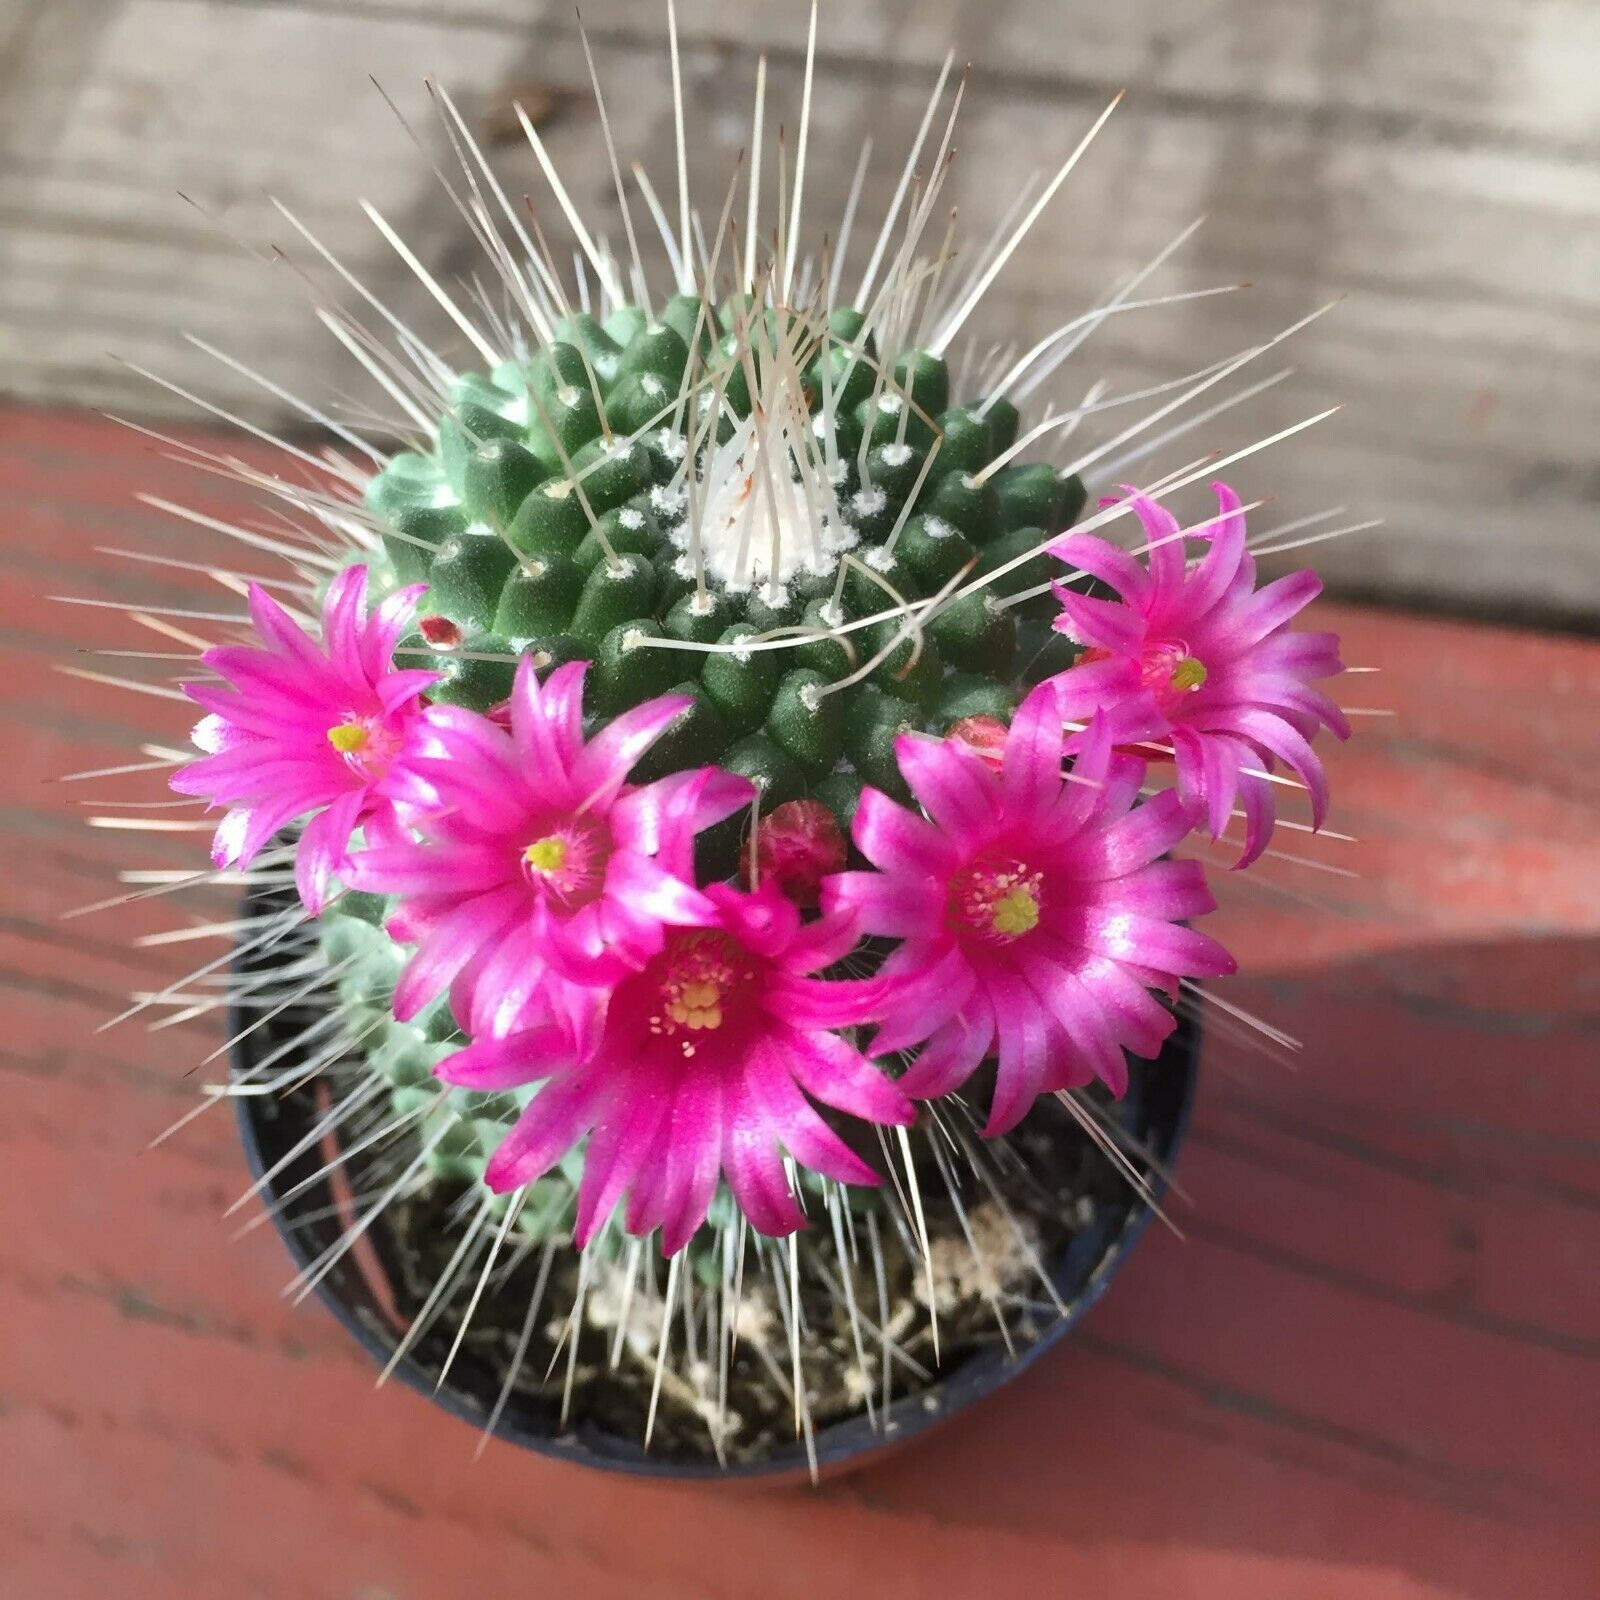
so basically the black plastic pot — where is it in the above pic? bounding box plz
[233,953,1198,1483]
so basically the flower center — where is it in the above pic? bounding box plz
[951,858,1045,943]
[667,977,725,1031]
[326,720,368,755]
[518,818,608,908]
[1126,641,1209,712]
[649,932,751,1055]
[522,835,569,875]
[991,886,1041,937]
[325,715,400,781]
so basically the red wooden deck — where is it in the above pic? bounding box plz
[4,404,1598,1598]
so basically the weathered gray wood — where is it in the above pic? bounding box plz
[3,0,1597,620]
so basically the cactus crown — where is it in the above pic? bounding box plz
[369,295,1082,825]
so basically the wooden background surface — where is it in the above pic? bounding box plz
[2,0,1599,622]
[4,403,1600,1595]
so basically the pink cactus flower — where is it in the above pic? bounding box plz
[824,686,1235,1137]
[171,565,435,913]
[343,657,753,1045]
[436,879,912,1250]
[1047,482,1347,867]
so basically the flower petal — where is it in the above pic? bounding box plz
[722,1091,806,1237]
[783,1027,914,1128]
[1048,531,1152,607]
[895,731,998,838]
[575,1079,670,1246]
[295,789,365,913]
[483,1068,606,1193]
[852,787,960,878]
[570,691,693,804]
[435,1026,570,1091]
[897,1003,995,1099]
[822,869,942,939]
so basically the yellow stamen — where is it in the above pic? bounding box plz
[523,836,569,875]
[327,721,368,754]
[1169,655,1208,693]
[667,978,724,1031]
[991,887,1041,938]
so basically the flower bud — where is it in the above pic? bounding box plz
[947,714,1008,772]
[742,799,846,907]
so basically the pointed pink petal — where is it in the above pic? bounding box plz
[870,943,978,1056]
[747,1044,881,1188]
[212,785,328,869]
[1073,790,1200,879]
[1090,858,1218,921]
[575,1080,669,1245]
[896,732,998,838]
[1180,483,1249,617]
[1046,654,1143,723]
[1233,569,1323,646]
[375,668,439,713]
[1227,709,1330,829]
[764,973,885,1032]
[435,1026,570,1091]
[660,1075,724,1254]
[1002,681,1068,823]
[320,565,369,683]
[1233,768,1277,868]
[1048,531,1153,606]
[483,1068,606,1193]
[782,1028,914,1128]
[1119,487,1185,594]
[604,852,718,929]
[1052,590,1146,656]
[246,584,339,686]
[509,655,576,785]
[343,841,511,898]
[780,905,864,974]
[390,886,524,1020]
[612,766,755,876]
[362,582,428,680]
[822,870,942,938]
[704,879,799,959]
[295,789,365,913]
[722,1092,806,1237]
[1077,908,1236,979]
[984,966,1052,1135]
[570,692,693,803]
[852,788,960,877]
[897,1003,994,1099]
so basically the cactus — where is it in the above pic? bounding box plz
[82,6,1359,1471]
[331,259,1107,1235]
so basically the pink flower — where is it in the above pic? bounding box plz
[170,565,435,912]
[824,686,1235,1136]
[1047,482,1346,866]
[436,880,912,1250]
[344,657,753,1045]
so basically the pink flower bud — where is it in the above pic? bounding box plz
[947,714,1009,772]
[418,614,463,650]
[743,798,846,907]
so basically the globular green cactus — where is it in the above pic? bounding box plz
[101,0,1362,1467]
[329,297,1091,1235]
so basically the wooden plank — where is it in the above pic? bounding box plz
[2,1,1598,620]
[4,406,1600,1597]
